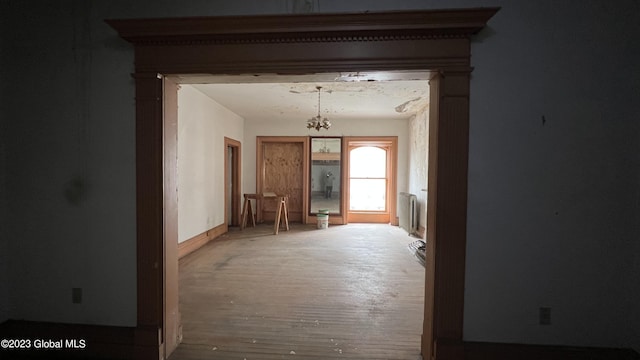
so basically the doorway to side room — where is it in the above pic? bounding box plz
[225,137,241,227]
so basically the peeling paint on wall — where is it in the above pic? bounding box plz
[408,106,429,234]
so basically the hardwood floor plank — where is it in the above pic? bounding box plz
[171,223,425,360]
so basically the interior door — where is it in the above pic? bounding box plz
[259,140,306,222]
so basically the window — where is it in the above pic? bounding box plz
[349,146,387,211]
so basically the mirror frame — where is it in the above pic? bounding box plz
[309,137,342,216]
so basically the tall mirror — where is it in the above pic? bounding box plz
[310,137,341,214]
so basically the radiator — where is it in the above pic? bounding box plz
[398,192,418,235]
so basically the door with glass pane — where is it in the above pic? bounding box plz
[346,137,397,223]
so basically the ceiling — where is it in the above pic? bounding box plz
[177,71,431,123]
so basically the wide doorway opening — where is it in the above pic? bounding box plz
[106,7,499,360]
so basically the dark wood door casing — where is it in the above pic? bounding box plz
[162,77,180,358]
[107,8,499,360]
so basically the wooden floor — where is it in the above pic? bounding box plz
[170,223,425,360]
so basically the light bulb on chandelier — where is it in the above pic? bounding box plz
[306,86,331,131]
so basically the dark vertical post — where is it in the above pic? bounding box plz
[133,72,164,359]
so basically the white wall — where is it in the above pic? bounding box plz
[243,117,410,202]
[0,7,8,321]
[177,85,244,242]
[0,93,7,323]
[1,0,639,353]
[408,108,429,233]
[463,1,640,351]
[2,0,137,326]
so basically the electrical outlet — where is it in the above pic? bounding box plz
[539,307,551,325]
[292,0,315,13]
[72,288,83,304]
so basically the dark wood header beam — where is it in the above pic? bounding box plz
[107,8,499,45]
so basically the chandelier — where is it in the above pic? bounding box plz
[306,86,331,131]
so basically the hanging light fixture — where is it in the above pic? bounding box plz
[306,86,331,131]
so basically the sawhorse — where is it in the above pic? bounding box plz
[273,195,289,235]
[240,193,258,230]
